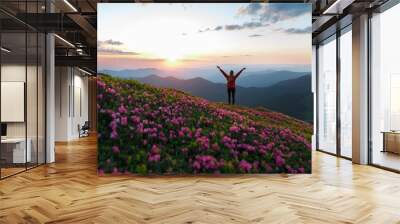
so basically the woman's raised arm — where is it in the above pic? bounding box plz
[217,66,228,78]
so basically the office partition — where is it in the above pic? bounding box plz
[0,1,46,179]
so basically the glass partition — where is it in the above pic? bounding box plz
[339,27,352,158]
[0,2,46,179]
[27,31,38,169]
[1,31,28,177]
[317,35,337,154]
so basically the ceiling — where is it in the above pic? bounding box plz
[310,0,390,43]
[0,0,393,71]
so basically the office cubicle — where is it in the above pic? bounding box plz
[0,1,46,179]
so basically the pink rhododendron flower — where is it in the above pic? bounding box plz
[196,136,210,150]
[118,105,127,114]
[239,160,252,172]
[192,161,201,170]
[110,130,118,139]
[97,80,106,89]
[275,155,285,167]
[148,154,160,162]
[112,167,120,175]
[112,146,120,154]
[229,125,240,133]
[211,143,220,151]
[98,169,105,176]
[106,87,116,94]
[120,116,128,126]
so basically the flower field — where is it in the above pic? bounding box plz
[97,74,312,174]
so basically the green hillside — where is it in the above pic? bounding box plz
[97,74,312,174]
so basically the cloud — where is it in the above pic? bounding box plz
[197,4,310,34]
[180,58,203,62]
[98,48,140,55]
[238,3,310,23]
[221,54,252,58]
[248,34,263,38]
[224,24,242,30]
[242,3,262,15]
[278,26,311,34]
[98,39,140,55]
[99,39,124,46]
[198,27,211,33]
[226,22,267,30]
[181,33,187,36]
[199,22,268,33]
[214,26,223,31]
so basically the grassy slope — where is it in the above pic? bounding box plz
[97,74,312,174]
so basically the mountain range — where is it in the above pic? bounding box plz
[99,68,310,87]
[132,74,313,122]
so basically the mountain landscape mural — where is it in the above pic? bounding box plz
[97,3,312,174]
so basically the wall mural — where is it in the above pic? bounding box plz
[97,3,313,174]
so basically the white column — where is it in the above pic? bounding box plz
[55,67,74,141]
[352,14,369,164]
[312,45,317,150]
[46,32,55,163]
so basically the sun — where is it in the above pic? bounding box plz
[166,56,178,63]
[163,53,183,66]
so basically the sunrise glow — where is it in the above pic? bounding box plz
[98,3,311,71]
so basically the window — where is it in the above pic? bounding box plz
[370,3,400,171]
[339,27,352,158]
[317,35,337,154]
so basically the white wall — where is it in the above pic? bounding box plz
[71,73,89,138]
[0,65,39,138]
[55,67,89,141]
[55,66,70,141]
[1,63,46,164]
[1,65,26,132]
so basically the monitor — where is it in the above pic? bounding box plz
[1,123,7,137]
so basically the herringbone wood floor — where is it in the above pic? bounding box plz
[1,136,400,224]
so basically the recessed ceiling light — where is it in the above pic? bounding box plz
[1,47,11,53]
[78,67,92,76]
[63,0,78,12]
[323,0,343,14]
[54,34,75,48]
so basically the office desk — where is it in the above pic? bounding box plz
[1,138,31,163]
[382,131,400,154]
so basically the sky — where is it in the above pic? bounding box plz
[97,3,312,72]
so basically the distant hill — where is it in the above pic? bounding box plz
[133,74,313,122]
[99,68,163,79]
[237,70,310,87]
[99,68,310,87]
